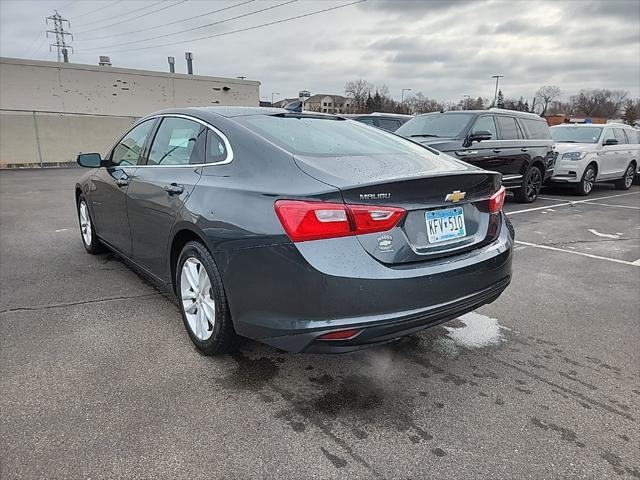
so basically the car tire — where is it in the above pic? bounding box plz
[614,162,636,190]
[513,165,543,203]
[176,240,241,355]
[574,163,597,196]
[77,194,105,254]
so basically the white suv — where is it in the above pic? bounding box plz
[550,123,639,195]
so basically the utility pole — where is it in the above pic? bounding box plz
[491,75,504,106]
[46,10,73,63]
[271,92,280,106]
[401,88,412,106]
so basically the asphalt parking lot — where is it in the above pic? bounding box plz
[1,169,639,479]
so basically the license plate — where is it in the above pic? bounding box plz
[426,207,466,243]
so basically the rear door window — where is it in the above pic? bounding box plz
[497,116,519,140]
[147,117,206,165]
[520,118,552,139]
[471,115,497,140]
[206,129,228,163]
[357,117,376,126]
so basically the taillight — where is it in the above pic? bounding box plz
[317,328,361,340]
[274,200,405,242]
[489,186,506,213]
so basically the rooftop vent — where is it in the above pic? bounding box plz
[98,56,112,67]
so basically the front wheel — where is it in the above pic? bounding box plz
[176,241,240,355]
[77,195,104,254]
[513,166,543,203]
[575,164,596,196]
[614,162,636,190]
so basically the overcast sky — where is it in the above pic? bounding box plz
[1,0,639,103]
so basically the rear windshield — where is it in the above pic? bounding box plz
[519,118,552,139]
[551,126,603,144]
[396,113,474,138]
[239,115,440,157]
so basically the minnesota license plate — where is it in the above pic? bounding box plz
[426,207,466,243]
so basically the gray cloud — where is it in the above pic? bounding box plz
[1,0,638,104]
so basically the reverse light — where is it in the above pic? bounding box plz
[562,152,588,161]
[317,328,361,340]
[274,200,405,242]
[489,186,506,213]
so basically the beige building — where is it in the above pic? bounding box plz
[0,57,260,167]
[304,94,352,114]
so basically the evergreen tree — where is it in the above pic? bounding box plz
[365,93,373,113]
[623,100,637,126]
[496,90,505,108]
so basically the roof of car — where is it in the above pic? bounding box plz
[417,108,544,120]
[195,106,288,117]
[550,123,635,128]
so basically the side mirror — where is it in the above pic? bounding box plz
[77,153,102,168]
[603,138,618,146]
[468,130,493,144]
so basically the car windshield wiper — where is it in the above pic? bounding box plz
[558,140,578,143]
[408,134,440,138]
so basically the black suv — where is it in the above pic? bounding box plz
[396,109,555,202]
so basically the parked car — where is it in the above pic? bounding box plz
[342,112,412,132]
[396,109,556,203]
[549,123,639,195]
[75,107,513,355]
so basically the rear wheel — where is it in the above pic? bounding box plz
[575,164,596,196]
[614,162,635,190]
[176,241,240,355]
[513,165,542,203]
[77,195,104,254]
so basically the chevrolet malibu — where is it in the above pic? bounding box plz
[75,107,513,354]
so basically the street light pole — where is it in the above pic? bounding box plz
[271,92,280,106]
[401,88,412,106]
[491,75,504,106]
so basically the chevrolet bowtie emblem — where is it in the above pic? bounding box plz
[445,190,466,203]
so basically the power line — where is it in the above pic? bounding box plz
[81,0,298,51]
[23,28,46,57]
[46,10,73,62]
[70,0,125,20]
[80,0,365,54]
[74,0,188,34]
[79,0,255,41]
[58,1,78,10]
[76,0,165,29]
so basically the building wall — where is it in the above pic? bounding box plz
[0,57,260,167]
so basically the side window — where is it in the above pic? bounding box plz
[514,119,526,139]
[471,115,497,139]
[631,130,640,144]
[520,118,552,139]
[111,120,155,166]
[147,117,205,166]
[377,118,401,131]
[206,129,228,163]
[602,129,616,144]
[497,116,519,140]
[613,128,628,144]
[357,117,376,126]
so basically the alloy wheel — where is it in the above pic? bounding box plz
[583,167,595,194]
[79,200,92,246]
[624,165,634,188]
[180,257,215,341]
[525,168,542,201]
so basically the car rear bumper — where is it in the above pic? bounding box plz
[216,214,514,353]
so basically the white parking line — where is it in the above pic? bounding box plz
[506,191,640,216]
[515,240,640,267]
[583,202,640,210]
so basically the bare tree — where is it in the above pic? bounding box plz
[405,92,443,114]
[345,79,373,113]
[535,85,562,116]
[571,89,629,118]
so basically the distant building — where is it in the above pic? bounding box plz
[304,94,352,114]
[544,114,608,126]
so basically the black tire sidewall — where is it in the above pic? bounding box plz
[515,166,542,203]
[577,165,596,196]
[617,163,635,190]
[176,241,233,352]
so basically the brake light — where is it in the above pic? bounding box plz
[274,200,405,242]
[489,186,506,213]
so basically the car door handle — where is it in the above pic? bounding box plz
[521,148,528,152]
[115,178,129,187]
[456,150,478,156]
[493,149,502,153]
[164,183,185,195]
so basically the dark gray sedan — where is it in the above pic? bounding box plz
[75,107,513,354]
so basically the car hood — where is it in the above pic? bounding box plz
[553,143,598,154]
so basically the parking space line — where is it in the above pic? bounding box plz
[582,202,640,210]
[515,240,640,267]
[506,191,640,216]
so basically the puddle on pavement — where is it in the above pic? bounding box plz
[436,311,510,357]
